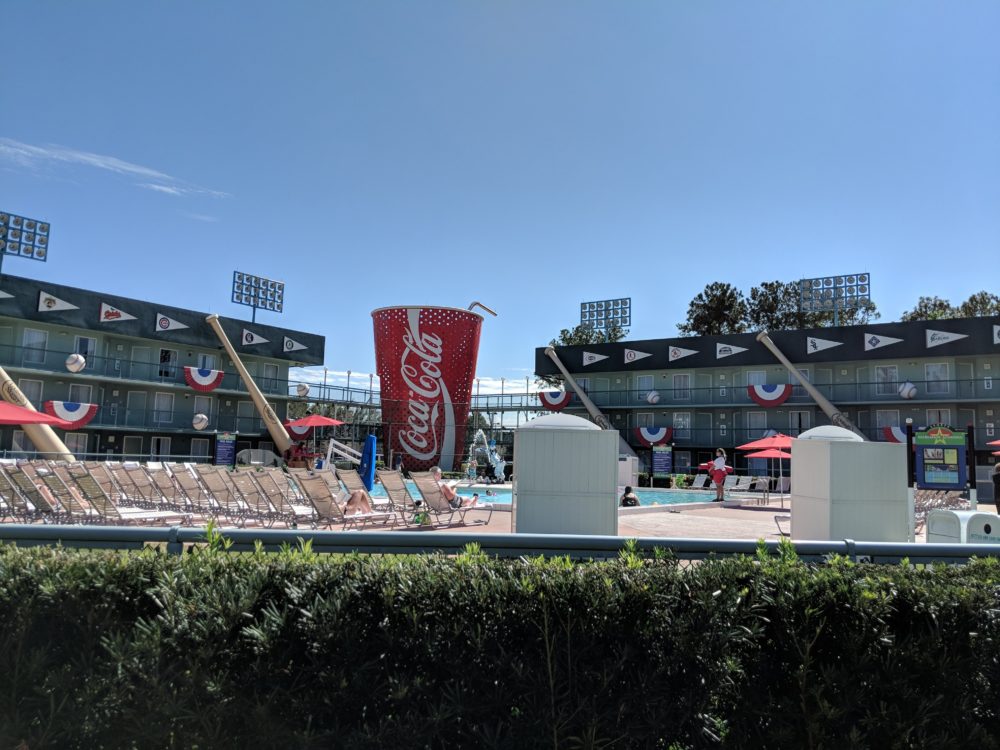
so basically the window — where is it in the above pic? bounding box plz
[22,328,47,364]
[927,408,951,426]
[193,395,213,419]
[746,370,766,386]
[158,349,178,378]
[788,410,811,434]
[191,438,210,457]
[122,436,143,457]
[576,378,590,393]
[674,451,692,470]
[64,432,89,456]
[875,410,900,428]
[153,392,174,423]
[11,430,29,453]
[197,353,217,370]
[672,374,691,400]
[237,400,257,430]
[17,379,42,407]
[68,383,93,404]
[747,411,767,438]
[635,375,653,398]
[672,412,691,439]
[74,336,97,358]
[259,441,274,454]
[925,363,949,395]
[636,412,654,428]
[262,363,279,393]
[791,368,810,398]
[875,366,899,396]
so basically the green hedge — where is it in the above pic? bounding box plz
[2,540,1000,748]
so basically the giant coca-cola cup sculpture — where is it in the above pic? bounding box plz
[373,305,486,472]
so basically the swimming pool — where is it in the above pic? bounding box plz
[367,483,713,508]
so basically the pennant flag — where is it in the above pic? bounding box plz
[716,343,748,359]
[37,291,79,312]
[0,290,13,299]
[99,302,137,323]
[882,426,907,443]
[864,333,903,351]
[184,366,225,392]
[242,329,270,346]
[926,329,968,348]
[538,391,573,411]
[995,325,1000,345]
[284,422,314,440]
[634,426,673,447]
[668,346,697,362]
[283,336,308,353]
[748,384,794,407]
[807,337,843,354]
[43,401,98,429]
[582,351,608,366]
[623,348,652,364]
[155,313,188,331]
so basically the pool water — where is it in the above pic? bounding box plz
[367,482,712,508]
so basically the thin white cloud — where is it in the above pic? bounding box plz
[0,137,229,198]
[182,212,219,223]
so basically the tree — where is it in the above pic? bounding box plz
[958,291,1000,318]
[536,322,626,387]
[901,296,958,322]
[746,280,820,332]
[677,282,748,336]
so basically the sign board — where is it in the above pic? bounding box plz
[914,426,967,490]
[652,445,673,478]
[214,432,237,466]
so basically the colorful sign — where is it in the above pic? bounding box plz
[652,445,673,478]
[914,425,967,490]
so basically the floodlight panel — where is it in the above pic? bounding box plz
[579,296,632,329]
[0,211,49,263]
[799,273,871,313]
[232,270,286,314]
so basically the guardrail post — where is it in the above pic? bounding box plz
[166,526,183,555]
[844,538,856,562]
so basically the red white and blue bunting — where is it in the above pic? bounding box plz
[284,422,314,440]
[538,391,573,411]
[747,384,793,407]
[43,401,98,429]
[634,426,673,447]
[882,426,907,443]
[184,366,225,392]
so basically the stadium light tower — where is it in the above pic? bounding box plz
[231,270,285,323]
[0,211,51,277]
[580,297,631,332]
[798,273,871,327]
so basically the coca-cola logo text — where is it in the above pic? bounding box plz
[398,323,445,461]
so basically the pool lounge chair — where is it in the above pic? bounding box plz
[337,468,393,513]
[295,473,393,530]
[689,474,709,490]
[376,469,433,527]
[409,471,493,526]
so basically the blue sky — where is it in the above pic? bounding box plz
[2,1,998,394]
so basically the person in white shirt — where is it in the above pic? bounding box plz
[711,448,728,501]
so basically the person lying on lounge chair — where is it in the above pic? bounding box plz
[342,490,375,516]
[430,466,478,508]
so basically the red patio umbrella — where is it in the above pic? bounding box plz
[737,432,794,451]
[0,401,72,427]
[744,449,792,460]
[285,414,344,428]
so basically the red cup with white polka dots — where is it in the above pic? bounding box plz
[372,306,483,473]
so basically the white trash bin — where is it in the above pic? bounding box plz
[926,510,1000,544]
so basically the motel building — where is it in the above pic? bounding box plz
[535,315,1000,498]
[0,275,325,461]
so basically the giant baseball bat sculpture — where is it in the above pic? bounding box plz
[0,365,74,459]
[544,346,637,458]
[756,331,867,440]
[206,314,293,455]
